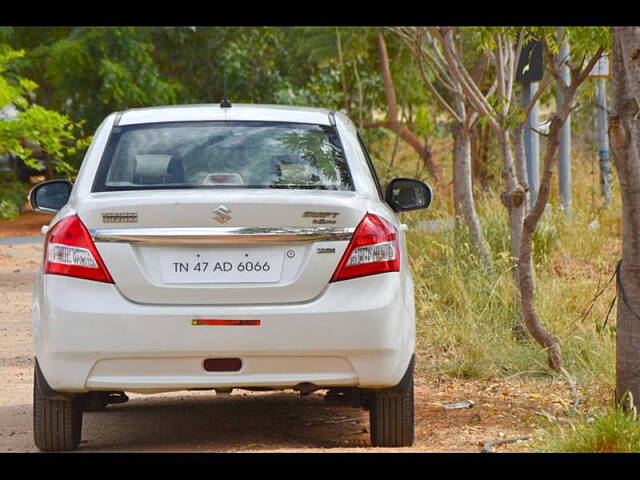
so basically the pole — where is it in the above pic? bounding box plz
[597,77,612,207]
[557,28,572,212]
[523,81,540,206]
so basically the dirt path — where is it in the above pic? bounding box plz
[0,243,567,452]
[0,210,53,237]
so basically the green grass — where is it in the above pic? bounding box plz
[409,212,550,380]
[369,137,619,393]
[404,195,616,382]
[366,132,622,452]
[535,406,640,452]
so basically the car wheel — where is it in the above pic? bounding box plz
[369,359,415,447]
[33,364,83,452]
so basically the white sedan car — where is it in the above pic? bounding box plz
[29,103,432,451]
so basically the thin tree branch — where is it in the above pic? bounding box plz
[485,79,498,102]
[541,37,571,98]
[496,33,507,115]
[377,33,399,126]
[415,54,463,123]
[574,47,605,87]
[432,27,500,130]
[417,42,459,94]
[507,30,524,108]
[394,27,459,95]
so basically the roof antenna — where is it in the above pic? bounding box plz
[220,75,232,109]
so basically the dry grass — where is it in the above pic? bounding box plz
[368,134,623,450]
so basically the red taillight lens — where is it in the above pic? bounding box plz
[44,215,114,283]
[330,213,399,282]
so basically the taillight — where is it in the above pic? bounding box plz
[44,215,114,283]
[330,213,399,282]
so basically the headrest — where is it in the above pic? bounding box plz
[134,154,172,178]
[202,173,245,185]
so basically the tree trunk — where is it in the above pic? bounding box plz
[372,33,443,184]
[44,153,54,180]
[470,125,481,185]
[453,123,492,265]
[335,27,351,115]
[512,42,604,372]
[452,124,463,221]
[610,27,640,406]
[499,129,527,271]
[352,61,364,131]
[516,112,571,372]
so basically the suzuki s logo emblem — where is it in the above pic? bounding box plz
[213,205,232,224]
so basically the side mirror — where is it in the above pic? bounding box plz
[385,177,432,212]
[28,179,73,213]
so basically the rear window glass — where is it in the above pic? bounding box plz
[92,121,353,192]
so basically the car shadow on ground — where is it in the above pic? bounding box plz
[75,391,371,451]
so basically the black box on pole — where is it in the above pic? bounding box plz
[516,40,544,83]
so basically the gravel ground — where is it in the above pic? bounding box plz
[0,243,41,452]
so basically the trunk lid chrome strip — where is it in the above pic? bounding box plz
[90,227,354,245]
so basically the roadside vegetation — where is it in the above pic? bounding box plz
[368,133,625,450]
[0,172,27,220]
[534,405,640,453]
[376,136,619,387]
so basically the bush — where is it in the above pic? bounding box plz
[0,198,20,220]
[0,172,27,221]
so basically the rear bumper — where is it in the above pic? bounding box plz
[33,271,415,393]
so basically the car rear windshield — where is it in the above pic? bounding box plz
[92,121,353,192]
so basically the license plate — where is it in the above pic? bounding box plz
[158,249,284,284]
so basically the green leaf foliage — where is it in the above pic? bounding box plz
[0,42,89,178]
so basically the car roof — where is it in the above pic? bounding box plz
[118,103,335,126]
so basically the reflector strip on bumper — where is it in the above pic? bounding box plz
[191,319,261,326]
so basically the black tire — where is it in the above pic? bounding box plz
[369,360,415,447]
[33,364,83,452]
